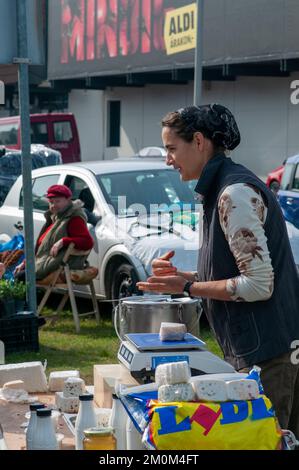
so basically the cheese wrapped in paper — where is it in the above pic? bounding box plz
[159,322,187,342]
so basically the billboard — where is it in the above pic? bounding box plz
[48,0,299,81]
[0,0,45,65]
[48,0,196,79]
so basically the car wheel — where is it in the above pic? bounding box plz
[111,263,140,303]
[269,180,280,193]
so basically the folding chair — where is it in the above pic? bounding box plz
[37,243,100,333]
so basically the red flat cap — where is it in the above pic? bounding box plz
[46,184,72,199]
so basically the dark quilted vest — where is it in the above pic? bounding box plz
[196,153,299,369]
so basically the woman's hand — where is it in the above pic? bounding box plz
[151,251,178,276]
[50,239,64,257]
[137,275,187,294]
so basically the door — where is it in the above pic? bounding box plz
[49,116,80,163]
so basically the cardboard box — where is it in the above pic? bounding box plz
[93,364,138,408]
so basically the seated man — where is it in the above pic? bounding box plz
[14,185,94,282]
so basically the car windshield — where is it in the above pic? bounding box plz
[96,169,198,216]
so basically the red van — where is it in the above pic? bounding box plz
[0,113,81,163]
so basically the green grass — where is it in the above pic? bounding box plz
[5,308,222,385]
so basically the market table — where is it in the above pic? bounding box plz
[0,393,75,450]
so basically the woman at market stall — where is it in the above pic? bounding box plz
[137,103,299,439]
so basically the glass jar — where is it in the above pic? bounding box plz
[83,427,116,450]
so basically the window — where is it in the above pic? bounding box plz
[280,164,295,191]
[53,121,73,142]
[64,175,95,212]
[19,174,59,211]
[96,169,196,216]
[292,164,299,191]
[30,122,48,145]
[0,123,18,145]
[107,101,121,147]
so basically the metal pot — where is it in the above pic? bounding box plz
[114,295,202,341]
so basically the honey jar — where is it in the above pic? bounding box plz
[83,427,116,450]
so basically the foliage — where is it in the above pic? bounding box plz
[0,280,27,300]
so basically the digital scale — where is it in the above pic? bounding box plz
[118,333,235,383]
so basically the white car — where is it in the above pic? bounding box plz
[0,159,201,300]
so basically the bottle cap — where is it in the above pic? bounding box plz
[83,427,114,437]
[29,403,46,411]
[36,408,52,417]
[79,393,94,401]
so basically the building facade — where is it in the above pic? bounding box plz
[47,0,299,176]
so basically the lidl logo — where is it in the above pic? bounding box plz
[164,3,197,56]
[0,81,4,105]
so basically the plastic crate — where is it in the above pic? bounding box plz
[0,313,39,353]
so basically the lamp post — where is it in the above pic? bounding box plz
[15,0,37,314]
[194,0,204,106]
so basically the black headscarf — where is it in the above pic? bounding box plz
[177,104,241,151]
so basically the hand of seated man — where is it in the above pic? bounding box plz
[50,239,64,258]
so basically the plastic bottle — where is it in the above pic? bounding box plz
[31,408,59,450]
[75,394,97,450]
[26,402,46,450]
[126,416,144,450]
[0,423,7,450]
[109,393,127,450]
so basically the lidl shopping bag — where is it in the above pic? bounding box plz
[144,397,282,450]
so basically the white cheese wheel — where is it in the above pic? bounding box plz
[63,377,85,398]
[226,379,259,401]
[55,391,79,413]
[49,370,80,392]
[158,383,195,403]
[155,361,191,386]
[159,322,187,342]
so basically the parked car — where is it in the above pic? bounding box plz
[278,154,299,271]
[278,154,299,228]
[0,113,81,163]
[266,160,285,192]
[0,159,201,301]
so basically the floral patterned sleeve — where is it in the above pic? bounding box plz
[218,183,274,302]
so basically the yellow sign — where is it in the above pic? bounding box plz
[164,3,197,56]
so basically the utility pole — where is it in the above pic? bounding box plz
[194,0,204,106]
[15,0,37,314]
